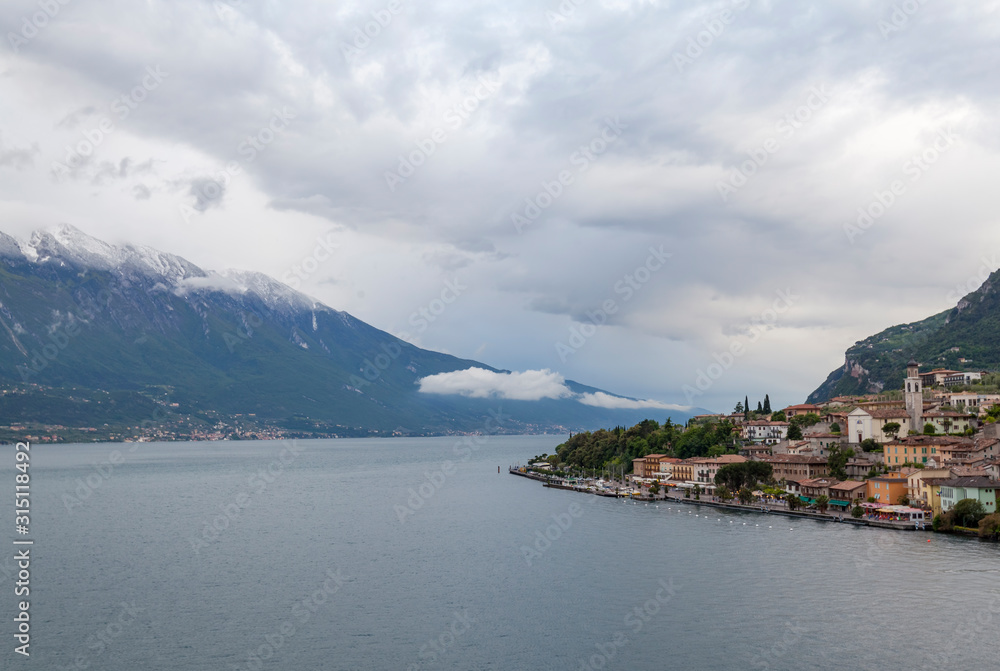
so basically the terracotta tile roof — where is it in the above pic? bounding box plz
[763,454,828,464]
[830,480,866,492]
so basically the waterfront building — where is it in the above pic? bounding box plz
[763,454,829,482]
[866,474,909,505]
[829,480,867,506]
[934,477,999,517]
[906,469,954,510]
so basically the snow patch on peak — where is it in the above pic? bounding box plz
[20,224,205,283]
[216,269,318,313]
[0,232,22,259]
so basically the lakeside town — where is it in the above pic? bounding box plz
[514,362,1000,538]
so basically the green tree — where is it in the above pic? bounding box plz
[827,444,855,480]
[790,413,822,428]
[649,482,660,496]
[882,422,901,440]
[734,401,744,414]
[860,438,880,452]
[737,487,754,504]
[770,410,786,421]
[785,493,801,510]
[978,513,1000,539]
[546,453,561,466]
[693,484,702,501]
[787,424,803,441]
[716,485,732,502]
[950,498,987,528]
[745,396,750,420]
[923,422,936,435]
[851,505,864,518]
[830,422,841,434]
[815,495,830,513]
[757,401,763,413]
[763,394,771,414]
[896,494,910,506]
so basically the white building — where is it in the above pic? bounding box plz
[741,421,789,445]
[846,407,874,444]
[943,371,983,387]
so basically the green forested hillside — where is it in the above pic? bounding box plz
[809,269,1000,402]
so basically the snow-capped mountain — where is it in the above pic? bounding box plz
[0,225,698,435]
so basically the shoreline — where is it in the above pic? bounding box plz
[509,467,934,532]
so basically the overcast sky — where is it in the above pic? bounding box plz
[2,0,999,413]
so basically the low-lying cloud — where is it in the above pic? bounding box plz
[577,391,689,411]
[417,368,686,410]
[417,367,572,401]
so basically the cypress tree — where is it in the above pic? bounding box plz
[763,394,771,414]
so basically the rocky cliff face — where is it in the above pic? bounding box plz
[808,268,1000,403]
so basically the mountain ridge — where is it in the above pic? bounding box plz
[808,267,1000,403]
[0,225,701,439]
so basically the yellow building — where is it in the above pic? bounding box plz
[907,469,952,510]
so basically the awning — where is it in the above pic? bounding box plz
[829,500,850,507]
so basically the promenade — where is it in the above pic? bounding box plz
[509,467,924,531]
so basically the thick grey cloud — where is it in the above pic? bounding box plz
[1,0,999,410]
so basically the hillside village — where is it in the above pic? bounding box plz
[534,362,1000,533]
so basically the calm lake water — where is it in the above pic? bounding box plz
[3,435,997,670]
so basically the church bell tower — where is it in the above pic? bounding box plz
[904,359,923,431]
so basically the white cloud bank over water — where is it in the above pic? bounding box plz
[418,368,686,409]
[576,392,689,412]
[418,368,572,401]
